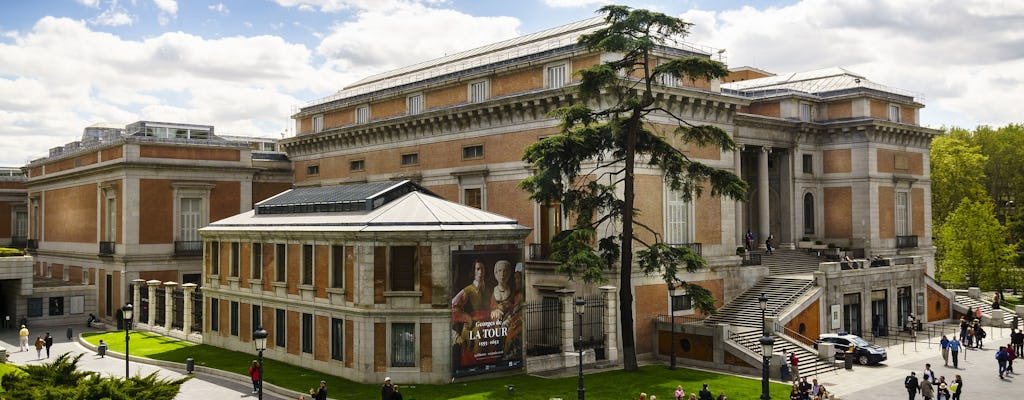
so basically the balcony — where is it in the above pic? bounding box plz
[668,242,702,257]
[895,235,918,249]
[529,243,552,261]
[99,241,115,256]
[175,241,203,257]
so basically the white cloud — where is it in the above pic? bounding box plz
[542,0,610,8]
[678,0,1024,128]
[153,0,178,14]
[92,9,134,27]
[76,0,101,8]
[208,3,229,14]
[273,0,449,13]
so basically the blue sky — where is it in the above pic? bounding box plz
[1,0,1022,165]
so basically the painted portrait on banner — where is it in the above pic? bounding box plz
[451,250,524,377]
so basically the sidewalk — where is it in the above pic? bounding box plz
[1,325,295,400]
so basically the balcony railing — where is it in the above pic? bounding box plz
[895,235,918,249]
[529,243,552,261]
[668,242,702,257]
[99,241,115,255]
[175,241,203,257]
[741,251,762,266]
[27,239,39,250]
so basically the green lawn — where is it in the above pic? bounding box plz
[82,332,792,399]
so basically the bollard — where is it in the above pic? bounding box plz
[186,357,195,374]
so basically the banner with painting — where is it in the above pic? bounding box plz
[450,250,524,377]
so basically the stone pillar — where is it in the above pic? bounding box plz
[182,283,197,336]
[758,146,771,247]
[734,146,745,247]
[967,287,981,299]
[131,279,145,325]
[163,281,178,331]
[599,285,619,362]
[147,280,161,327]
[556,288,577,365]
[63,265,70,281]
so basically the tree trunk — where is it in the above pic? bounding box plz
[620,111,640,372]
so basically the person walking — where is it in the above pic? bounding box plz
[922,363,936,385]
[765,234,775,255]
[1006,342,1017,373]
[33,335,45,359]
[18,324,29,351]
[904,372,919,400]
[940,335,950,366]
[996,345,1009,379]
[97,339,108,358]
[949,336,961,369]
[965,324,974,348]
[958,316,967,342]
[974,324,985,349]
[44,332,53,358]
[248,360,261,394]
[919,376,934,400]
[950,375,963,400]
[788,352,800,381]
[1012,328,1024,358]
[936,376,949,400]
[382,376,394,400]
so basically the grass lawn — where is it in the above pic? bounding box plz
[83,332,792,399]
[1001,293,1023,307]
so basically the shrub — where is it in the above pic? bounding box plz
[0,247,24,257]
[736,246,746,256]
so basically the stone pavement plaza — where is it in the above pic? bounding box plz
[1,324,296,400]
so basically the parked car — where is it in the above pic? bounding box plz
[817,333,887,365]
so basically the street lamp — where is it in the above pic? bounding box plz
[121,303,133,378]
[253,326,268,400]
[759,293,772,400]
[574,296,586,400]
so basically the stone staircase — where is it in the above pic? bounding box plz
[731,329,839,378]
[704,276,814,329]
[954,294,1017,326]
[763,248,824,276]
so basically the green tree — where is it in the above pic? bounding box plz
[929,135,988,227]
[519,5,746,372]
[1,352,190,399]
[935,199,1016,289]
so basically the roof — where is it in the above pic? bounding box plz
[722,66,923,103]
[203,181,529,234]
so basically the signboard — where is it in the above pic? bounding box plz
[451,250,523,377]
[830,304,841,330]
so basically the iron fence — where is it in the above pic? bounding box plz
[155,289,166,326]
[191,287,203,333]
[525,297,562,356]
[579,295,607,359]
[172,288,184,329]
[139,290,150,324]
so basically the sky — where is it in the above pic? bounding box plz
[1,0,1022,166]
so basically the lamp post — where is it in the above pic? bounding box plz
[121,303,133,378]
[253,326,268,400]
[759,293,772,400]
[574,296,586,400]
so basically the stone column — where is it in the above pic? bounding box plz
[734,146,745,247]
[163,281,178,331]
[556,288,577,365]
[146,280,161,327]
[182,283,197,336]
[758,146,771,247]
[599,285,619,362]
[131,279,146,325]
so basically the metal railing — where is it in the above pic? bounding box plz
[175,241,203,257]
[525,298,562,356]
[669,242,702,257]
[99,241,115,255]
[896,235,918,248]
[741,251,762,266]
[529,243,552,261]
[774,322,841,377]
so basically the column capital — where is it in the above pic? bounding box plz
[761,146,772,153]
[181,283,198,291]
[146,279,162,287]
[163,281,179,288]
[555,288,576,297]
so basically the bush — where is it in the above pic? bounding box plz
[814,240,824,245]
[0,247,24,257]
[736,246,746,256]
[800,236,810,242]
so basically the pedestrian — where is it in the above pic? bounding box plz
[87,313,96,328]
[765,234,774,255]
[992,292,1000,311]
[391,384,404,400]
[698,383,713,400]
[958,316,967,342]
[675,385,685,400]
[940,335,950,366]
[97,339,108,358]
[974,324,985,349]
[919,376,934,400]
[907,314,917,339]
[950,375,962,400]
[308,380,327,400]
[745,230,754,251]
[18,324,29,351]
[788,352,800,381]
[34,335,45,359]
[922,363,935,384]
[716,394,727,400]
[66,327,73,341]
[996,345,1009,379]
[382,376,394,400]
[936,376,949,400]
[1011,328,1024,356]
[44,332,53,358]
[1007,342,1017,373]
[949,336,961,369]
[248,360,261,394]
[965,325,974,348]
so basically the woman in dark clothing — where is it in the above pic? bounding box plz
[391,385,404,400]
[951,375,963,400]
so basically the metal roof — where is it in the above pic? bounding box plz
[255,180,431,214]
[721,67,924,103]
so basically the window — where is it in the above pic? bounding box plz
[658,60,679,87]
[179,197,202,242]
[251,243,262,280]
[463,188,482,209]
[274,308,286,347]
[14,210,27,238]
[302,313,313,354]
[469,80,489,103]
[302,244,314,286]
[895,192,910,236]
[888,104,901,122]
[407,94,423,115]
[104,194,116,242]
[665,189,690,244]
[897,286,912,328]
[210,298,220,331]
[252,305,262,332]
[275,244,287,281]
[671,293,693,312]
[401,153,419,166]
[28,298,43,317]
[462,145,483,159]
[331,318,344,361]
[230,242,240,277]
[210,241,220,275]
[49,297,64,316]
[391,323,416,367]
[389,246,417,291]
[356,106,370,124]
[307,165,320,176]
[799,103,812,122]
[546,64,567,89]
[537,200,563,259]
[803,193,815,235]
[173,183,212,247]
[230,301,239,336]
[331,245,345,288]
[313,115,324,132]
[350,159,365,172]
[802,154,813,174]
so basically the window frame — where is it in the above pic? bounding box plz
[400,152,419,166]
[462,144,484,160]
[210,298,220,332]
[252,304,262,333]
[230,300,239,336]
[888,104,901,122]
[306,165,320,176]
[799,102,813,122]
[275,243,287,282]
[895,191,910,236]
[802,154,813,174]
[301,312,313,354]
[251,242,262,280]
[230,242,240,277]
[468,79,489,103]
[355,105,370,124]
[545,62,569,89]
[407,93,424,115]
[388,246,418,292]
[210,241,220,276]
[390,322,417,368]
[349,159,365,172]
[312,115,324,132]
[664,187,693,245]
[330,245,345,289]
[330,317,344,361]
[172,183,213,244]
[301,244,314,286]
[274,308,286,347]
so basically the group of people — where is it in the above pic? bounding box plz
[957,316,987,349]
[744,231,774,255]
[642,383,723,400]
[905,366,962,400]
[788,377,831,400]
[17,324,54,359]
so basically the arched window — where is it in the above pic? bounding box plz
[803,193,815,234]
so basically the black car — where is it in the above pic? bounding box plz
[817,333,887,365]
